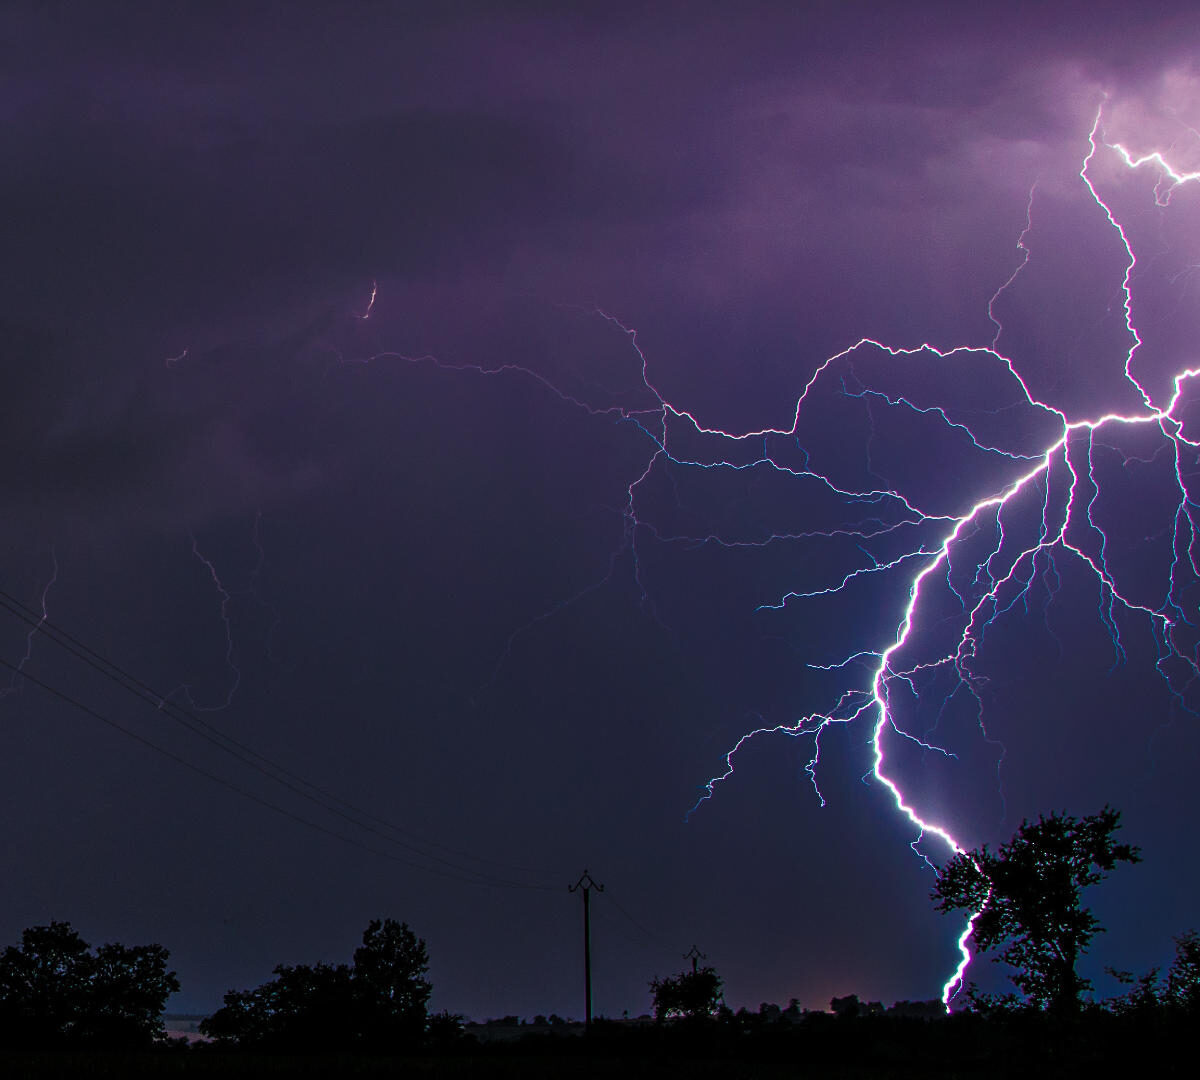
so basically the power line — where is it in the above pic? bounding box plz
[0,589,557,891]
[598,888,680,957]
[0,653,524,887]
[0,585,553,884]
[3,610,700,986]
[590,899,662,955]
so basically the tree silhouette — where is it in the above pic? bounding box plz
[830,993,861,1019]
[649,966,723,1021]
[353,918,431,1046]
[1165,930,1200,1013]
[932,806,1140,1014]
[0,922,179,1049]
[201,917,431,1051]
[200,961,359,1051]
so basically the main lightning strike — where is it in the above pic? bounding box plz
[680,105,1200,1006]
[310,101,1197,1009]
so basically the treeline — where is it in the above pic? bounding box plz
[199,918,464,1053]
[0,917,460,1055]
[500,1000,1196,1076]
[2,806,1196,1070]
[1,920,1196,1073]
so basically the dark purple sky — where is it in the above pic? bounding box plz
[4,2,1200,1020]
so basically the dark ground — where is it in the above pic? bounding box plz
[1,1012,1194,1080]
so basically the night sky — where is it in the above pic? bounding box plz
[4,2,1200,1022]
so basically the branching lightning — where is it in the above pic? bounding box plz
[1108,143,1200,206]
[675,104,1200,1006]
[158,97,1198,1008]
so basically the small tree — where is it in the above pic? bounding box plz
[1106,929,1200,1015]
[1165,930,1200,1013]
[649,966,723,1021]
[0,922,179,1049]
[932,806,1139,1014]
[830,993,860,1019]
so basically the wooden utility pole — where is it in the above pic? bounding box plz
[568,869,604,1030]
[684,944,706,974]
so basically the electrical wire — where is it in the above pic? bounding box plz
[0,588,558,891]
[596,888,681,957]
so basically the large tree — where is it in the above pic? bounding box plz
[0,922,179,1049]
[932,807,1139,1014]
[353,918,431,1046]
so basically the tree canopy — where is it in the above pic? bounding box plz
[649,966,724,1022]
[201,917,432,1051]
[353,917,432,1045]
[0,922,179,1049]
[932,806,1140,1013]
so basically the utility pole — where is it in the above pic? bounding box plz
[568,869,604,1030]
[684,945,706,974]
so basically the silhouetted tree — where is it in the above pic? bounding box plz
[200,962,358,1051]
[0,922,179,1049]
[830,993,861,1019]
[1165,929,1200,1013]
[649,966,722,1021]
[201,918,431,1051]
[353,918,431,1046]
[932,806,1139,1014]
[1105,929,1200,1017]
[1105,964,1162,1016]
[425,1009,467,1049]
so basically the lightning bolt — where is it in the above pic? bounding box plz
[675,103,1200,1007]
[356,279,378,320]
[172,531,242,712]
[1108,143,1200,206]
[180,94,1196,1010]
[0,549,58,701]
